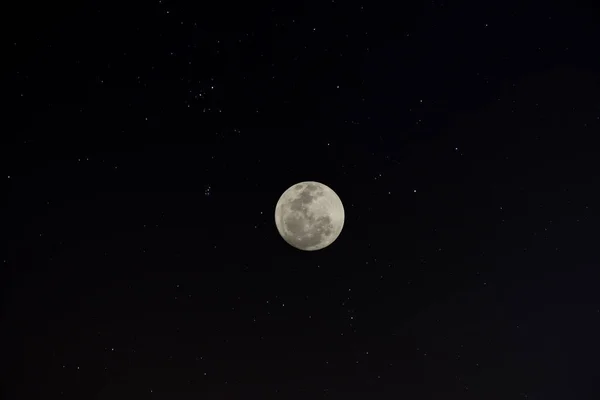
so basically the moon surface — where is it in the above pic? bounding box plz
[274,181,345,251]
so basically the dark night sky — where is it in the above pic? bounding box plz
[3,0,600,399]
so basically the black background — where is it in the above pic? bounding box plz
[4,0,600,399]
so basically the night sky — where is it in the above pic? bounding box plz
[4,0,600,399]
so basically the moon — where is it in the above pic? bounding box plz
[274,181,345,251]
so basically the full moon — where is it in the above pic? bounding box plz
[274,181,345,251]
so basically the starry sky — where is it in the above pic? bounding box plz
[4,0,600,399]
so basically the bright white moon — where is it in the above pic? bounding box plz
[274,181,345,251]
